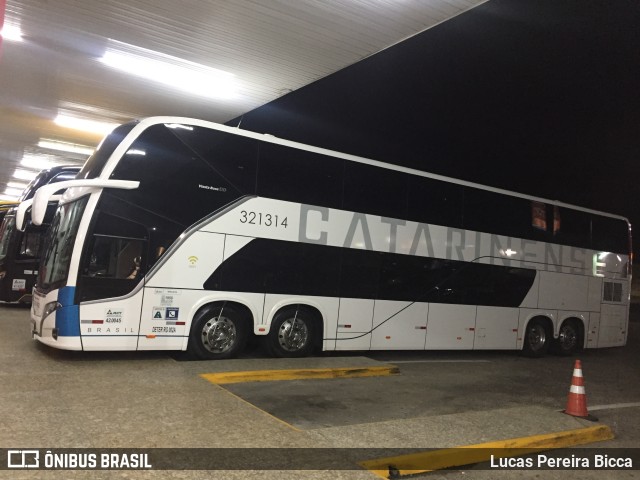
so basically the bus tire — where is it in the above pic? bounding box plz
[265,307,317,358]
[187,305,248,360]
[522,318,551,358]
[552,319,582,356]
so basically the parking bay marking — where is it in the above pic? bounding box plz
[200,365,400,385]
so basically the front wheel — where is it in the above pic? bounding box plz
[188,305,248,360]
[522,318,550,357]
[265,307,317,358]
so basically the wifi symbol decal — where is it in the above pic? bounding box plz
[188,256,198,265]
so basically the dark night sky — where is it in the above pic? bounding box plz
[229,0,640,252]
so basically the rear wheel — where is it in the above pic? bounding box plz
[522,318,550,357]
[266,307,317,358]
[188,305,248,360]
[552,319,582,356]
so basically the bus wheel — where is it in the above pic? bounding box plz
[188,305,247,360]
[552,320,582,356]
[266,307,316,358]
[522,318,550,358]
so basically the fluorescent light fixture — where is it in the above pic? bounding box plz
[4,187,23,197]
[38,139,94,156]
[54,114,118,136]
[20,153,61,171]
[100,40,237,100]
[7,181,29,190]
[1,22,23,42]
[0,194,20,201]
[12,169,39,182]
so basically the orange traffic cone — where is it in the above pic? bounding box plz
[564,360,596,421]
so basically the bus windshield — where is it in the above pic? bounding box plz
[38,197,89,291]
[0,215,16,262]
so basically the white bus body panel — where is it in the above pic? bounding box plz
[598,304,628,347]
[370,301,428,350]
[587,277,604,311]
[537,271,590,311]
[148,232,225,290]
[424,303,476,350]
[79,292,143,351]
[334,298,374,350]
[586,312,600,348]
[201,197,300,242]
[474,306,519,350]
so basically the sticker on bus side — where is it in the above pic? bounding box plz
[105,309,123,324]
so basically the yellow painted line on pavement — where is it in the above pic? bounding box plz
[200,365,399,385]
[359,424,614,479]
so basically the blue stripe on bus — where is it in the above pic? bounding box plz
[56,286,80,337]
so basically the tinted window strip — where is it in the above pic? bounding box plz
[203,239,536,308]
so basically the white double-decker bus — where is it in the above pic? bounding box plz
[29,117,631,359]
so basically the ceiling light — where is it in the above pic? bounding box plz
[4,187,23,197]
[12,169,39,182]
[100,39,237,100]
[20,154,62,171]
[1,22,23,42]
[0,194,20,201]
[38,139,94,156]
[7,181,29,190]
[54,114,118,136]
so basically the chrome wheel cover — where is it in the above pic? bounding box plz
[277,317,309,352]
[527,323,546,352]
[558,324,577,351]
[201,316,236,354]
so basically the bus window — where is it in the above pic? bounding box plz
[0,216,16,261]
[407,176,463,228]
[257,144,343,209]
[343,162,408,218]
[553,207,591,249]
[463,187,531,238]
[18,231,41,258]
[109,124,256,229]
[78,211,147,302]
[83,236,145,280]
[339,248,381,299]
[592,215,629,253]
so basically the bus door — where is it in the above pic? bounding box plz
[76,214,148,350]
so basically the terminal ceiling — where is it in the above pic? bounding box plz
[0,0,485,199]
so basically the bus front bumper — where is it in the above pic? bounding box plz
[31,292,82,351]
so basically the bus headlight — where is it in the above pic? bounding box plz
[42,301,62,321]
